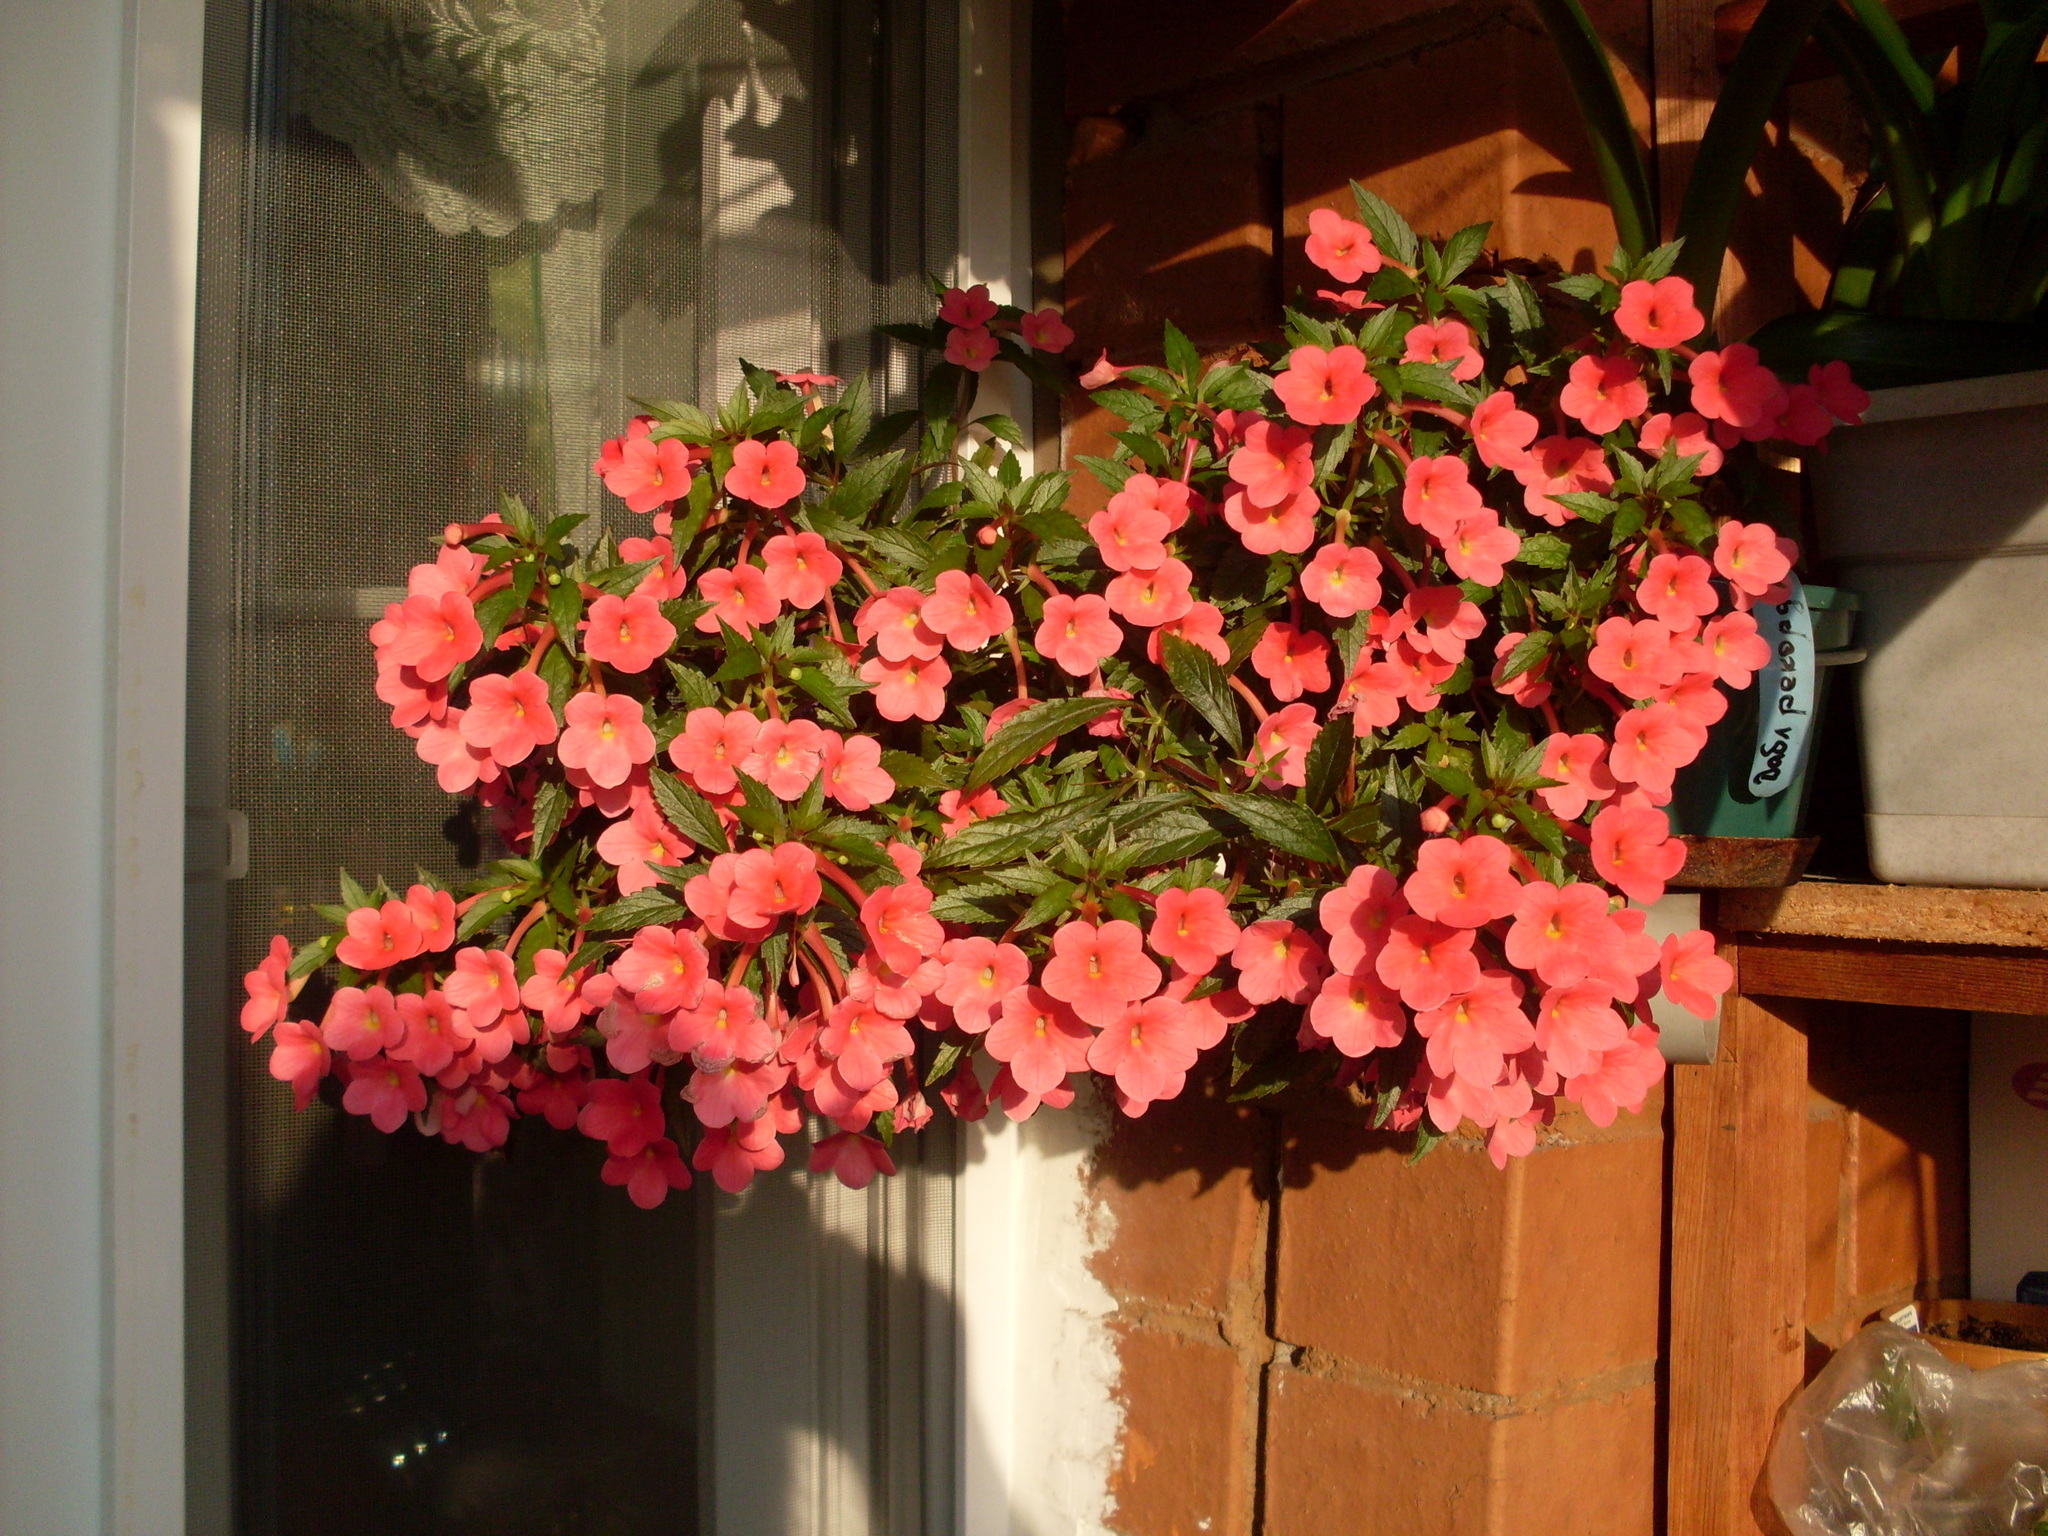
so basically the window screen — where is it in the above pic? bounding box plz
[186,3,959,1531]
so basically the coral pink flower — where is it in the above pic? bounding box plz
[809,1131,898,1189]
[936,937,1032,1033]
[1148,885,1240,975]
[1395,586,1486,663]
[337,900,423,972]
[603,1138,692,1208]
[922,569,1012,650]
[725,438,806,508]
[1615,275,1705,349]
[942,324,997,370]
[689,1056,791,1127]
[593,414,651,477]
[1535,732,1617,820]
[672,983,779,1069]
[1148,600,1230,665]
[1688,345,1787,434]
[1809,360,1868,425]
[268,1020,331,1109]
[559,691,656,788]
[612,924,710,1015]
[1661,669,1728,733]
[1560,352,1650,435]
[1699,611,1772,688]
[1088,498,1170,572]
[820,731,895,810]
[1308,967,1408,1057]
[1660,929,1733,1019]
[323,984,406,1061]
[1565,1023,1666,1127]
[1638,552,1719,631]
[1416,972,1535,1087]
[582,592,677,674]
[760,530,843,609]
[1505,881,1622,988]
[342,1057,427,1133]
[858,585,945,662]
[1230,919,1329,1006]
[937,784,1006,833]
[1638,411,1724,476]
[439,1088,514,1152]
[693,563,780,636]
[1304,206,1381,282]
[1443,512,1521,587]
[1106,559,1195,627]
[1111,473,1194,532]
[861,880,944,974]
[445,946,519,1033]
[579,1075,666,1157]
[694,1117,787,1193]
[1492,631,1553,708]
[818,999,914,1093]
[521,950,597,1035]
[1273,343,1378,426]
[1590,800,1688,905]
[1383,638,1457,709]
[859,652,952,721]
[1712,520,1796,597]
[1589,616,1684,700]
[1516,435,1613,525]
[1775,383,1835,446]
[685,855,775,943]
[241,935,293,1041]
[1301,542,1383,617]
[741,717,826,799]
[1222,485,1318,554]
[1078,351,1130,389]
[1021,307,1075,351]
[415,713,500,794]
[1404,835,1523,928]
[404,884,458,953]
[1374,917,1481,1011]
[669,707,762,795]
[988,987,1096,1094]
[938,283,998,328]
[601,434,693,513]
[1042,919,1161,1026]
[1319,865,1409,973]
[1087,997,1199,1109]
[1401,455,1484,539]
[389,992,458,1076]
[1033,592,1124,676]
[726,842,822,929]
[1534,982,1629,1078]
[1403,317,1483,380]
[1318,287,1370,312]
[1249,622,1332,700]
[1246,702,1320,788]
[459,670,557,764]
[1610,701,1704,798]
[376,659,447,733]
[1470,387,1540,471]
[380,591,482,682]
[1228,420,1316,507]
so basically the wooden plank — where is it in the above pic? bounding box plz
[1668,980,1811,1536]
[1737,935,2048,1013]
[1720,882,2048,950]
[1651,0,1722,238]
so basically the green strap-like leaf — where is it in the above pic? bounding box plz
[964,696,1122,790]
[1525,0,1657,258]
[1204,791,1345,866]
[1161,634,1245,756]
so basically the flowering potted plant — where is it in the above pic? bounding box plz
[240,191,1859,1201]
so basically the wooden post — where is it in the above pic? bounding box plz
[1668,966,1810,1536]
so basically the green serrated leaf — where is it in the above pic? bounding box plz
[880,749,954,790]
[649,767,730,854]
[587,891,692,934]
[1204,791,1344,865]
[530,779,572,857]
[1516,532,1573,569]
[1160,634,1245,756]
[966,697,1122,791]
[1495,629,1555,685]
[1302,711,1356,811]
[1349,180,1420,266]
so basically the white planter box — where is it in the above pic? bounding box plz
[1812,369,2048,887]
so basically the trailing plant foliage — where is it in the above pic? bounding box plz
[242,191,1865,1206]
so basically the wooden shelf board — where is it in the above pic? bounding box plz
[1734,934,2048,1014]
[1719,881,2048,951]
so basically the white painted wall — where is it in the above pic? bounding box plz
[0,0,200,1528]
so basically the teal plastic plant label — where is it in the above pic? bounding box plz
[1749,574,1814,797]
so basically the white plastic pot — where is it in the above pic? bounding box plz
[1811,368,2048,888]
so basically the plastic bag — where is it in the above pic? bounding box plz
[1770,1322,2048,1536]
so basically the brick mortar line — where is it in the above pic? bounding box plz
[1266,1346,1660,1418]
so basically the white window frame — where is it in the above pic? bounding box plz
[0,0,1122,1530]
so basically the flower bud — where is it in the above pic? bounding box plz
[1419,807,1451,834]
